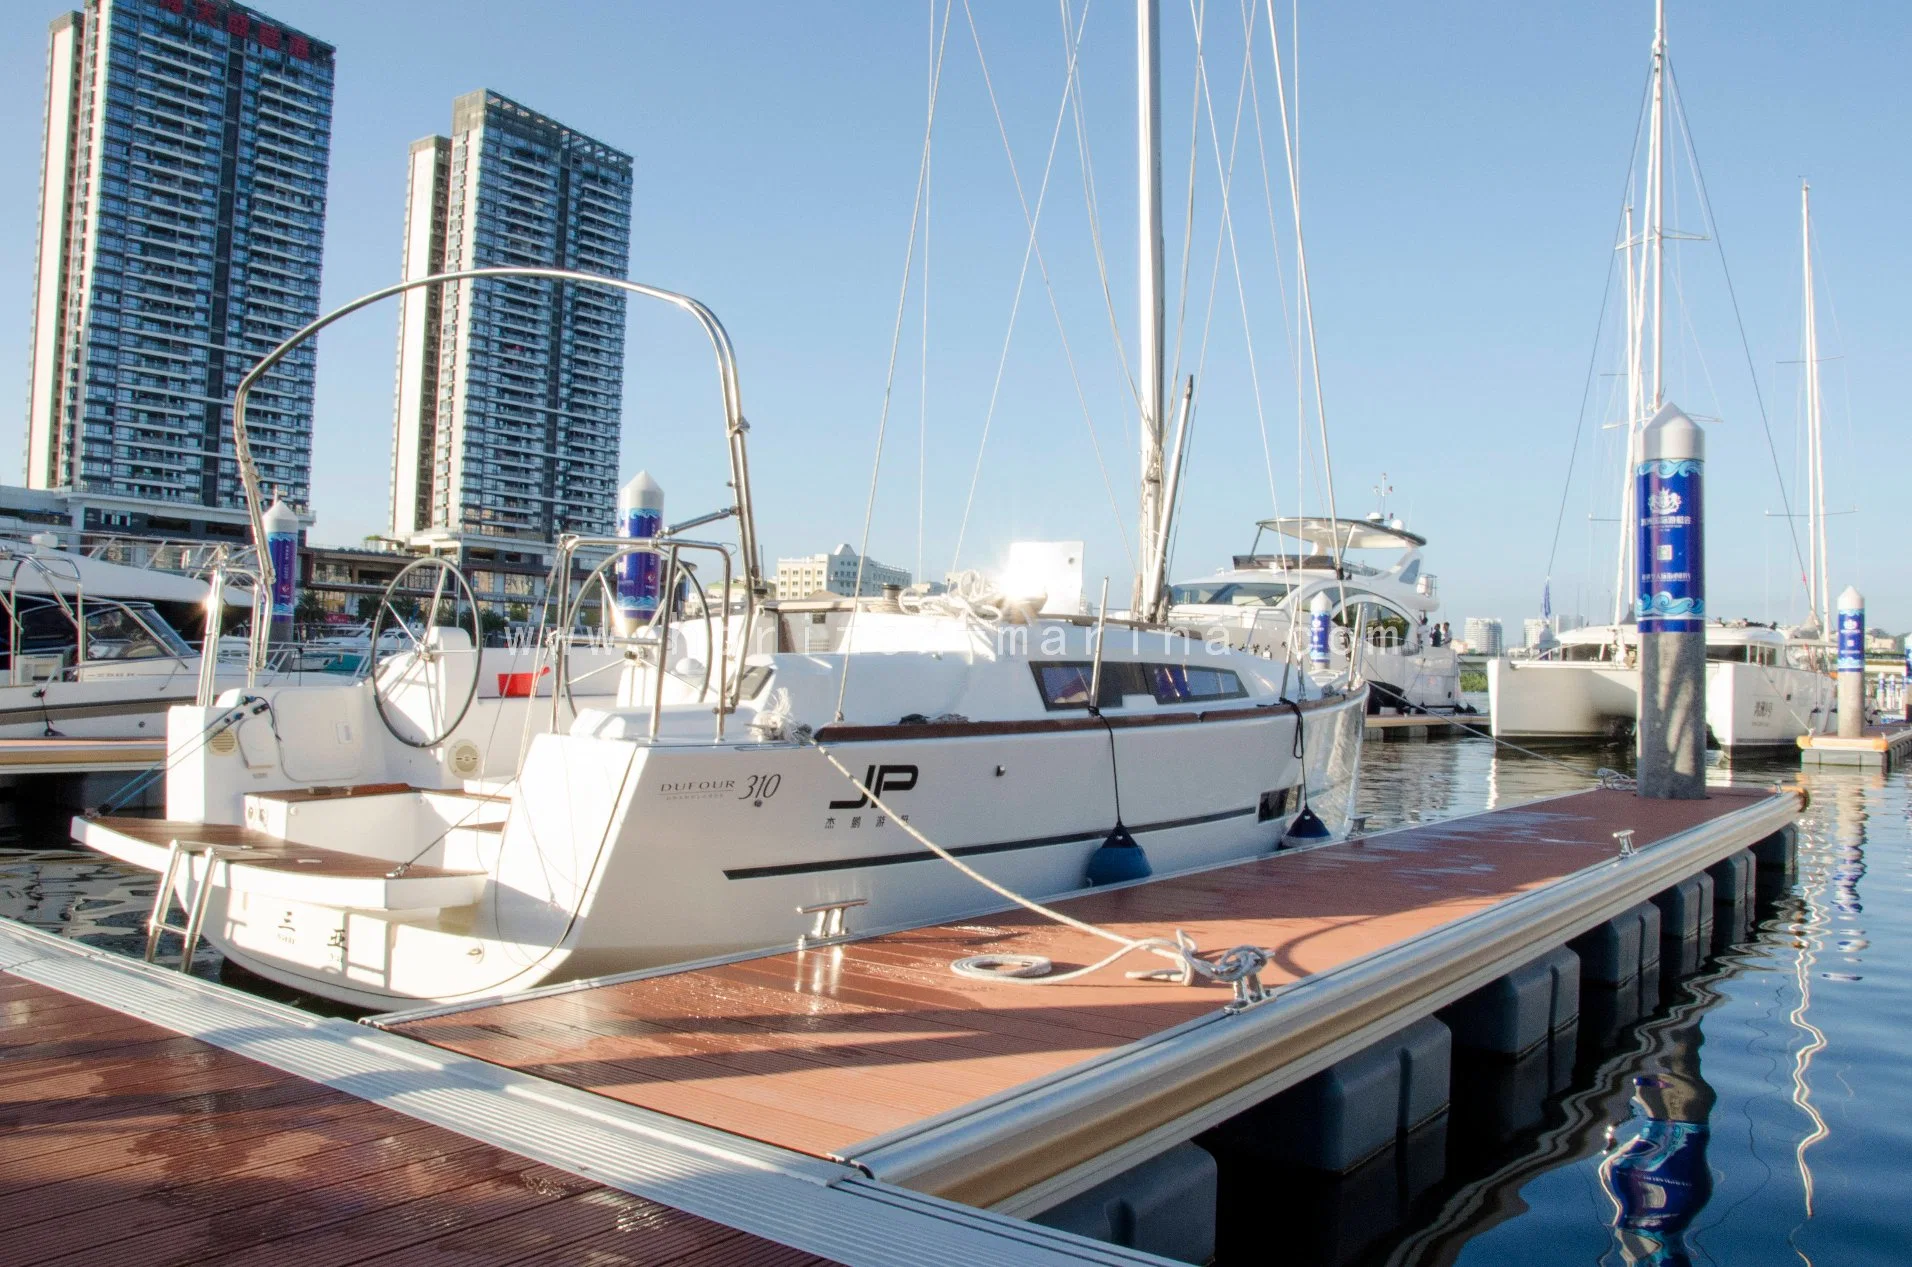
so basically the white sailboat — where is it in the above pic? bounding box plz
[74,3,1366,1010]
[1489,2,1835,751]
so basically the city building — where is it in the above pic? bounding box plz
[389,90,634,545]
[774,545,911,598]
[1523,616,1557,652]
[1463,617,1505,657]
[27,0,335,517]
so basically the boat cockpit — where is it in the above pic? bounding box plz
[2,595,197,683]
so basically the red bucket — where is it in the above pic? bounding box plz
[497,667,550,697]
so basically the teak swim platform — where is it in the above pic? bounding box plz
[376,784,1800,1214]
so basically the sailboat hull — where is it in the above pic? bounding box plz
[102,690,1365,1011]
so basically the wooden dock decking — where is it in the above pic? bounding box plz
[0,972,838,1267]
[381,785,1798,1209]
[0,919,1172,1267]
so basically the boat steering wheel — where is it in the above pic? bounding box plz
[366,556,483,749]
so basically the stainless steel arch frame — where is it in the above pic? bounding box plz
[230,267,760,686]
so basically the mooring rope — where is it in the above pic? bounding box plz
[806,737,1272,996]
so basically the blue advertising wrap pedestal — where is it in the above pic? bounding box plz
[1635,405,1706,800]
[1836,588,1864,739]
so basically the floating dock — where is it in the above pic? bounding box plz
[1797,721,1912,769]
[376,785,1797,1219]
[1362,711,1487,741]
[0,920,1167,1267]
[10,781,1800,1264]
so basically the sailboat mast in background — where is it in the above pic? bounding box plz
[1801,180,1830,634]
[1646,0,1667,411]
[1134,0,1167,617]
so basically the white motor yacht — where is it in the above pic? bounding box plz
[1167,516,1462,713]
[0,538,276,739]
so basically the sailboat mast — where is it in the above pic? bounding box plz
[1802,179,1829,632]
[1135,0,1167,616]
[1647,0,1666,409]
[1614,202,1640,626]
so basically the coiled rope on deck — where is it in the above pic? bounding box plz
[806,738,1272,995]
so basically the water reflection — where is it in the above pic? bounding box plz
[1358,748,1904,1267]
[1600,1011,1715,1265]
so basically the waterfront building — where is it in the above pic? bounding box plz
[27,0,334,515]
[389,90,634,545]
[1464,617,1505,657]
[1523,616,1557,652]
[775,545,911,598]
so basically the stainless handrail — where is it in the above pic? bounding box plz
[549,535,736,742]
[229,267,760,687]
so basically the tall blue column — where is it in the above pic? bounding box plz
[1635,404,1705,799]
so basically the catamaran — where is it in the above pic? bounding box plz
[73,3,1366,1009]
[1489,3,1836,751]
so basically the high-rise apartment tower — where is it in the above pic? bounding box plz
[390,90,633,542]
[27,0,334,513]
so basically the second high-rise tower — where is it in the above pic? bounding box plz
[390,90,633,544]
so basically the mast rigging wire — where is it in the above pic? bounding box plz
[1064,0,1140,426]
[1190,0,1282,525]
[949,0,1135,578]
[1263,1,1349,622]
[1665,62,1811,616]
[835,0,953,721]
[1542,67,1653,593]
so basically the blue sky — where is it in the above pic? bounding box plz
[1,2,1904,635]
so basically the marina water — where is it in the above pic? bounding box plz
[3,738,1905,1264]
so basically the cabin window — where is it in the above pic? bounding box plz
[1705,645,1751,664]
[1333,598,1412,649]
[83,605,172,660]
[1167,581,1292,607]
[1146,663,1248,703]
[14,603,76,648]
[1033,661,1248,710]
[1034,663,1100,709]
[125,604,193,657]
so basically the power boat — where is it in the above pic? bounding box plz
[72,264,1366,1010]
[1167,515,1462,713]
[0,537,269,739]
[1489,620,1835,749]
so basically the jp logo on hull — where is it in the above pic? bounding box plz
[829,764,919,809]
